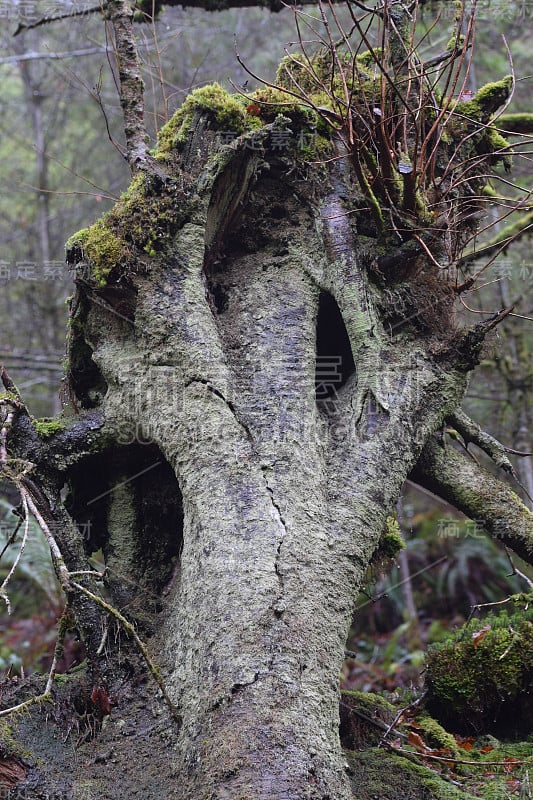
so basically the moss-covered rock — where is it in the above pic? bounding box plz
[425,605,533,737]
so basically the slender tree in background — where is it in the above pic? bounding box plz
[1,1,532,798]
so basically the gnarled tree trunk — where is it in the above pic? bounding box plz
[53,103,471,798]
[2,13,533,800]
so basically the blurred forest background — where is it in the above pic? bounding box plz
[0,0,531,693]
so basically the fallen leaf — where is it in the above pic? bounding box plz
[407,731,428,751]
[503,757,520,775]
[472,625,491,648]
[457,736,475,751]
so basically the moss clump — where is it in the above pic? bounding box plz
[371,516,405,569]
[275,49,373,115]
[0,719,34,763]
[446,33,465,51]
[474,127,513,172]
[156,82,328,161]
[33,418,65,438]
[455,76,513,123]
[416,713,460,755]
[486,128,512,170]
[132,0,163,20]
[340,690,396,749]
[355,49,382,73]
[66,221,130,288]
[250,86,316,127]
[383,516,405,557]
[0,390,20,405]
[342,689,396,718]
[66,170,194,284]
[156,83,256,154]
[425,606,533,737]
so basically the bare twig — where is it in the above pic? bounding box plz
[0,495,30,615]
[377,693,426,747]
[71,581,181,721]
[505,548,533,590]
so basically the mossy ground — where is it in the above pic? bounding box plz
[340,690,533,798]
[346,748,479,800]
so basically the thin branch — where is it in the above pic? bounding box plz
[377,693,426,748]
[106,0,149,172]
[447,408,521,481]
[505,547,533,590]
[386,742,532,767]
[20,485,72,592]
[0,495,30,615]
[14,3,102,36]
[411,437,533,566]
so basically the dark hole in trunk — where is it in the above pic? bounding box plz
[66,443,183,622]
[315,291,355,406]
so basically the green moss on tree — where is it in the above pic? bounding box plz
[33,418,65,438]
[475,127,513,172]
[0,391,20,405]
[0,719,35,764]
[455,76,513,123]
[275,49,373,115]
[156,83,258,155]
[486,209,533,251]
[371,515,405,568]
[66,221,130,288]
[132,0,163,20]
[499,112,533,135]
